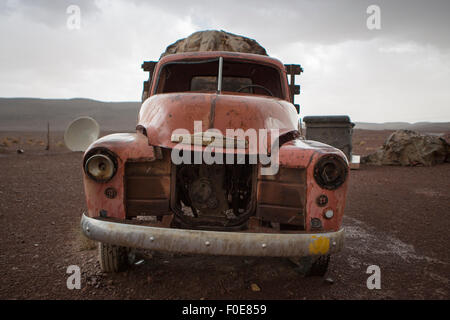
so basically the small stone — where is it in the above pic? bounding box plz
[250,283,261,292]
[134,259,145,266]
[324,277,334,284]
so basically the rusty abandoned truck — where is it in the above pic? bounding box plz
[81,51,349,276]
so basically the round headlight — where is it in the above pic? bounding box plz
[314,155,348,190]
[85,153,116,182]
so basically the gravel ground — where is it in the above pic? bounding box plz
[0,131,449,300]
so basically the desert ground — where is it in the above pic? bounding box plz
[0,129,449,299]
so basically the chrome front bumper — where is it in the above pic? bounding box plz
[81,214,344,257]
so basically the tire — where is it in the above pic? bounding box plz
[308,255,330,277]
[98,242,135,273]
[289,255,330,277]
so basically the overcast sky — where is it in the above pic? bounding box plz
[0,0,449,123]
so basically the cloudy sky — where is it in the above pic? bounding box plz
[0,0,449,123]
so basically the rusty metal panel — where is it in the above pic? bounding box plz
[125,156,171,217]
[257,181,305,208]
[138,93,299,150]
[256,167,306,227]
[284,64,303,75]
[126,176,170,199]
[259,167,306,183]
[126,199,170,216]
[125,160,171,176]
[256,205,304,227]
[141,61,157,72]
[256,167,307,227]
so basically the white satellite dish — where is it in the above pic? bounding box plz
[64,116,100,152]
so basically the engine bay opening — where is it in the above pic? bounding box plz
[172,161,256,230]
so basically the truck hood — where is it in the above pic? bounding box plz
[138,92,299,151]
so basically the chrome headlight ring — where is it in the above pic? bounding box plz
[313,154,348,190]
[83,148,118,183]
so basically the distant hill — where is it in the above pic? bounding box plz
[354,122,450,132]
[0,98,140,131]
[0,98,449,133]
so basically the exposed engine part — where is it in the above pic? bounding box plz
[187,166,229,217]
[174,163,255,228]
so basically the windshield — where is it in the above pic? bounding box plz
[155,58,283,98]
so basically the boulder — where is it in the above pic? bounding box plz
[161,30,268,58]
[363,129,449,166]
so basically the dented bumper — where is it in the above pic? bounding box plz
[81,214,344,257]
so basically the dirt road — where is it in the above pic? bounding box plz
[0,135,449,299]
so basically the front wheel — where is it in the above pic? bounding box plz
[98,242,135,273]
[289,255,330,277]
[308,255,330,276]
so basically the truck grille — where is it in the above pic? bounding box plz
[257,167,306,229]
[125,158,171,217]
